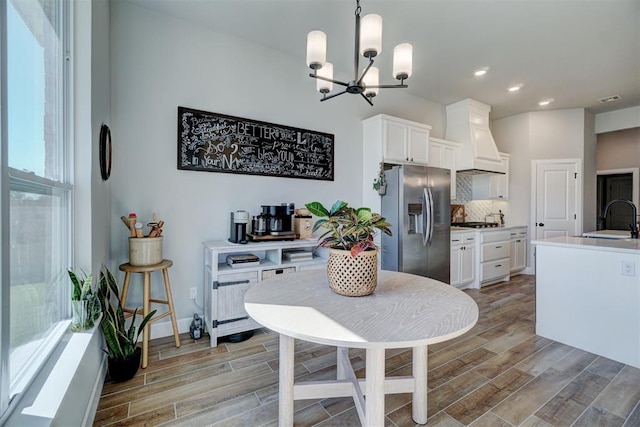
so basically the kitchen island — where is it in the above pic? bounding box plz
[532,236,640,368]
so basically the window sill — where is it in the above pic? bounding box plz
[3,319,106,426]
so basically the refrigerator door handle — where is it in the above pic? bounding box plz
[426,187,435,245]
[422,188,432,246]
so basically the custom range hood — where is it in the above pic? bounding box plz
[445,99,506,174]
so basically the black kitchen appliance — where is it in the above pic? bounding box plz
[261,203,296,236]
[229,210,250,244]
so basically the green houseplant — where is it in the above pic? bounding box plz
[98,267,156,382]
[372,162,387,195]
[68,269,101,332]
[305,200,392,296]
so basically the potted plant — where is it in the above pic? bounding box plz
[68,269,101,332]
[372,162,387,195]
[305,200,392,296]
[98,267,156,382]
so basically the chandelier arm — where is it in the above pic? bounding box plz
[353,2,361,82]
[309,74,350,88]
[366,84,409,89]
[320,89,349,102]
[360,93,374,106]
[356,57,375,85]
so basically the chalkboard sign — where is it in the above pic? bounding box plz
[178,107,334,181]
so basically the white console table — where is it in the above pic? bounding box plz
[202,239,327,347]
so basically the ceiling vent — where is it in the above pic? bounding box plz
[598,95,622,103]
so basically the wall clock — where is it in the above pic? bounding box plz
[99,123,112,181]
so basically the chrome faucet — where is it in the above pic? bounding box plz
[601,199,639,239]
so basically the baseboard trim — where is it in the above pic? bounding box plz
[148,313,205,340]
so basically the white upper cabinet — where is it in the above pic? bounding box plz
[429,137,460,200]
[472,152,510,200]
[362,114,432,216]
[366,114,431,165]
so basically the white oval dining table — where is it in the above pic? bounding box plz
[245,269,479,427]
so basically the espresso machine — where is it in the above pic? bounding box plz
[229,210,249,244]
[255,203,296,238]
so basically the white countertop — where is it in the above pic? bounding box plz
[582,229,632,239]
[451,225,527,233]
[532,236,640,254]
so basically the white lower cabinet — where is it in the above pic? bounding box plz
[450,232,476,289]
[509,227,527,273]
[478,229,511,287]
[203,240,326,347]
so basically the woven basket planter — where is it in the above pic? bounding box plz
[326,248,378,296]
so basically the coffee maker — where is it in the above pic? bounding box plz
[259,203,295,237]
[229,210,249,244]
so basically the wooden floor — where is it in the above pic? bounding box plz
[94,275,640,426]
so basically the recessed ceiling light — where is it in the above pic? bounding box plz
[508,84,523,92]
[474,67,489,77]
[538,98,554,106]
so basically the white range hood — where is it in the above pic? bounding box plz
[445,99,506,174]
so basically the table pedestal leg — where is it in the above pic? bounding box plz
[142,272,151,369]
[279,334,294,427]
[365,347,385,427]
[336,347,348,380]
[412,345,428,424]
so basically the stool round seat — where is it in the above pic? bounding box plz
[119,259,173,273]
[118,259,180,369]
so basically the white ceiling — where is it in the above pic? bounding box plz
[125,0,640,120]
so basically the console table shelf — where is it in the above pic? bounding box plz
[202,239,326,347]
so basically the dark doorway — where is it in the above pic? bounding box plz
[597,173,633,230]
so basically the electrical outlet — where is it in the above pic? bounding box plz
[621,261,636,277]
[190,287,197,299]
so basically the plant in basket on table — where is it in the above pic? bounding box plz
[98,267,156,382]
[305,200,392,296]
[68,269,101,332]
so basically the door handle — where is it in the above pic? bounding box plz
[538,223,545,227]
[425,187,434,246]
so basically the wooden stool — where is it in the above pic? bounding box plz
[119,259,181,368]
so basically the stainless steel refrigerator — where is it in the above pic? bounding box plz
[381,164,451,283]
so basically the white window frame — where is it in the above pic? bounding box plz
[0,0,73,418]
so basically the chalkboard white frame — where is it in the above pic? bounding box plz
[177,107,334,181]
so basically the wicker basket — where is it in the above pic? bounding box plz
[326,248,378,296]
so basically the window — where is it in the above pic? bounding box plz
[1,0,72,415]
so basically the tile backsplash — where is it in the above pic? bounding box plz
[452,174,506,223]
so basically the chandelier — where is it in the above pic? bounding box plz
[306,0,413,106]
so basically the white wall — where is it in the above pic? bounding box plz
[492,109,596,270]
[110,2,445,333]
[490,113,531,229]
[595,106,640,134]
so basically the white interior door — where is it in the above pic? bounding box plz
[533,160,580,240]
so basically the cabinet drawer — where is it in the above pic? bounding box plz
[480,230,510,243]
[481,260,509,281]
[481,242,509,261]
[261,267,296,280]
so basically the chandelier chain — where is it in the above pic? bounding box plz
[355,0,361,17]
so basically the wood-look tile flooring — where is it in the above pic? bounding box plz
[94,275,640,426]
